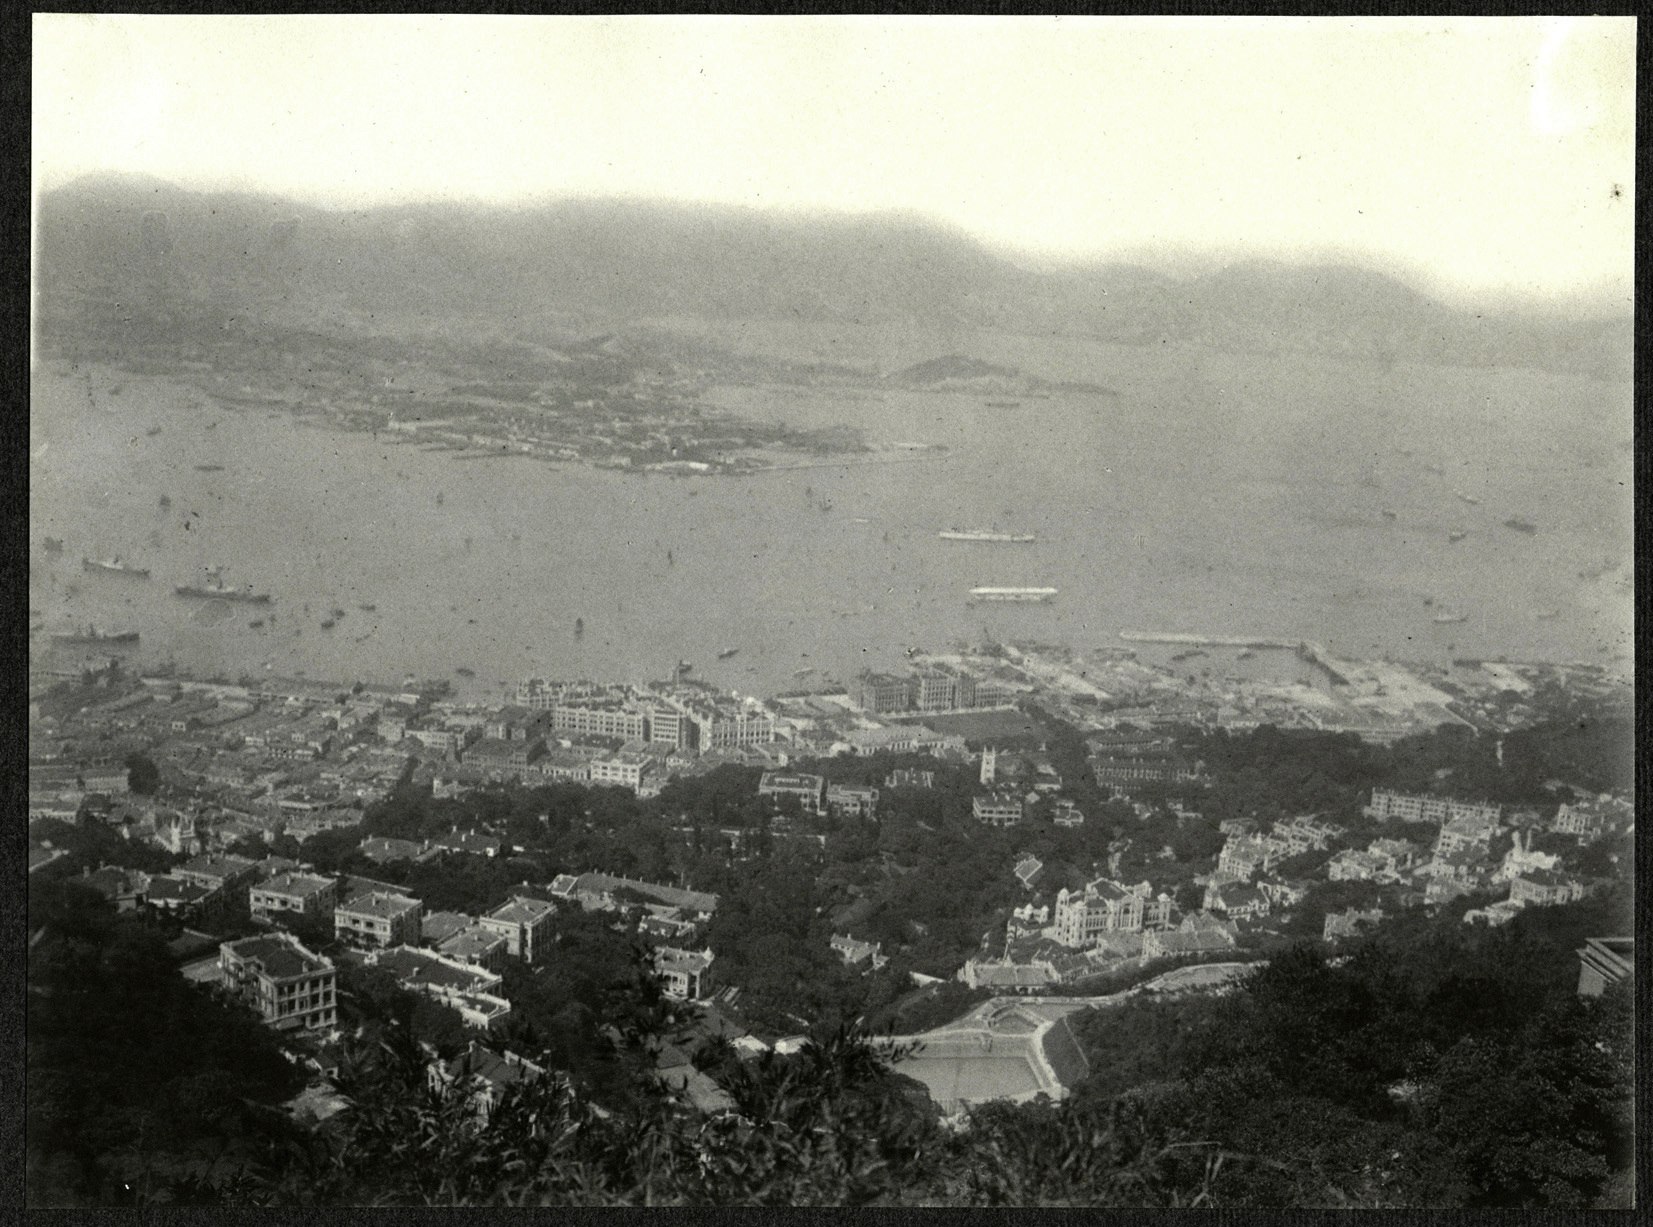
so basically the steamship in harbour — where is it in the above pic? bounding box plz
[969,586,1057,604]
[940,528,1036,543]
[175,567,273,603]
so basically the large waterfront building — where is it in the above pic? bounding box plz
[852,667,1020,715]
[515,679,777,754]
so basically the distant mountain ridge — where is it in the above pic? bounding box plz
[33,176,1631,380]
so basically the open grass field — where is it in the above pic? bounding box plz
[893,1053,1046,1112]
[895,708,1044,743]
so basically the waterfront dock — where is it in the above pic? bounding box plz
[1118,632,1299,649]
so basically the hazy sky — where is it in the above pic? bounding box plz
[33,15,1635,305]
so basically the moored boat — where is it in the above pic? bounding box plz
[940,528,1036,543]
[176,584,272,603]
[969,586,1057,603]
[51,624,139,645]
[83,556,150,577]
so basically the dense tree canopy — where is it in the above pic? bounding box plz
[27,880,308,1206]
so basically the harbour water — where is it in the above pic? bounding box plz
[29,353,1633,701]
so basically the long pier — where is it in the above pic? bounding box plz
[1118,631,1299,649]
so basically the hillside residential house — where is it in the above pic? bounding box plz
[335,891,424,949]
[1434,814,1501,857]
[173,854,260,901]
[1421,846,1494,886]
[1140,912,1238,960]
[825,783,879,820]
[143,874,222,920]
[1494,829,1560,883]
[1323,906,1385,943]
[250,872,339,923]
[82,865,149,911]
[1273,815,1343,854]
[1366,838,1422,876]
[368,945,511,1030]
[551,872,718,920]
[829,934,887,971]
[478,895,557,963]
[219,933,337,1032]
[757,771,826,814]
[1203,881,1271,922]
[1508,869,1586,908]
[1217,834,1285,880]
[421,910,479,946]
[1013,855,1045,891]
[1462,899,1528,927]
[1257,878,1312,910]
[654,946,715,1000]
[1327,849,1383,882]
[430,1042,549,1122]
[1052,799,1086,828]
[358,836,436,865]
[1551,796,1632,844]
[973,791,1024,827]
[432,830,505,858]
[439,925,510,972]
[886,768,935,790]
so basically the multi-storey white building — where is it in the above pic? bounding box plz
[758,771,826,815]
[589,751,657,792]
[1052,878,1173,947]
[250,872,338,922]
[553,700,650,742]
[654,946,715,1000]
[972,791,1024,827]
[1217,834,1286,880]
[478,895,557,963]
[1364,789,1501,827]
[334,891,424,949]
[1434,813,1500,857]
[219,933,337,1032]
[826,783,878,820]
[1508,869,1585,908]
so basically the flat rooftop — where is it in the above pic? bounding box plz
[224,934,332,979]
[338,891,421,919]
